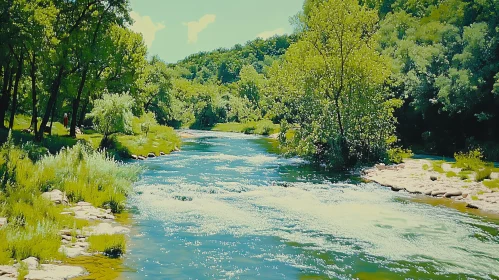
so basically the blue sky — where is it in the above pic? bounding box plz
[129,0,304,63]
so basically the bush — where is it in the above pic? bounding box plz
[387,147,413,164]
[21,141,49,161]
[88,234,126,258]
[475,168,492,182]
[454,149,486,171]
[242,125,256,134]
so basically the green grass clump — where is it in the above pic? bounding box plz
[37,143,142,213]
[454,149,486,171]
[471,195,479,201]
[431,160,446,173]
[483,179,499,190]
[458,170,472,180]
[446,171,457,178]
[422,164,429,170]
[212,120,280,136]
[387,147,413,164]
[475,168,492,182]
[88,234,126,258]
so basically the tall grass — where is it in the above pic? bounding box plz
[37,143,142,213]
[88,234,126,258]
[0,134,141,264]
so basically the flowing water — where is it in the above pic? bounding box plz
[122,131,499,279]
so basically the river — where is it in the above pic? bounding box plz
[122,131,499,279]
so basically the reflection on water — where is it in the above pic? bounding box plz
[123,131,499,279]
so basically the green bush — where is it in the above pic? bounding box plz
[475,168,492,182]
[454,149,486,171]
[242,125,256,134]
[387,147,413,164]
[88,234,126,258]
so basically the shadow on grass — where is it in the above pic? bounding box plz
[0,128,79,154]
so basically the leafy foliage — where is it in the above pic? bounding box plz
[87,93,134,140]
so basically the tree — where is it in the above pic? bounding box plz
[87,93,134,143]
[268,0,399,167]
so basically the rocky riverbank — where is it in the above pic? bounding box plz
[363,159,499,213]
[0,191,130,280]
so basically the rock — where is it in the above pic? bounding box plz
[0,265,17,277]
[61,235,72,242]
[77,201,92,207]
[431,190,447,197]
[462,193,469,198]
[0,217,6,228]
[88,223,130,235]
[41,189,68,205]
[390,185,405,192]
[430,176,438,181]
[25,264,86,280]
[21,257,39,270]
[423,190,433,196]
[160,151,166,156]
[466,204,479,209]
[147,152,156,158]
[174,147,180,152]
[138,156,146,160]
[444,191,463,198]
[376,163,387,170]
[131,154,138,160]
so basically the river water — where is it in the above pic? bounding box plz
[122,131,499,279]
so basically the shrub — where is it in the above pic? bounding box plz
[459,171,470,180]
[21,142,49,161]
[475,168,492,182]
[387,147,413,164]
[88,234,126,258]
[87,93,134,142]
[431,161,445,173]
[454,149,486,171]
[242,125,256,134]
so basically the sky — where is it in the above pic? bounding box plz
[128,0,305,63]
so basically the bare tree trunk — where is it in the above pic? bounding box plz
[70,67,88,137]
[9,53,23,129]
[30,52,38,135]
[35,65,64,141]
[0,60,12,129]
[78,96,89,127]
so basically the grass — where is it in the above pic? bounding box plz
[431,160,446,173]
[472,195,479,201]
[0,135,140,265]
[212,120,280,136]
[422,164,429,170]
[446,171,457,178]
[483,179,499,190]
[475,168,492,182]
[387,147,413,164]
[88,234,126,258]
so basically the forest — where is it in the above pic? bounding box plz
[1,0,499,166]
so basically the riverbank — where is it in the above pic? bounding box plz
[363,158,499,214]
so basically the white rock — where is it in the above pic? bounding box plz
[21,257,39,270]
[41,190,68,205]
[87,222,130,235]
[0,265,17,277]
[25,264,86,280]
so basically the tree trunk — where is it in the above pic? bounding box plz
[9,54,23,129]
[0,61,11,129]
[78,96,89,127]
[49,99,57,136]
[30,52,38,135]
[35,65,64,141]
[70,67,88,137]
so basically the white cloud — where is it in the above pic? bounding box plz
[129,11,165,49]
[184,14,216,44]
[256,28,286,39]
